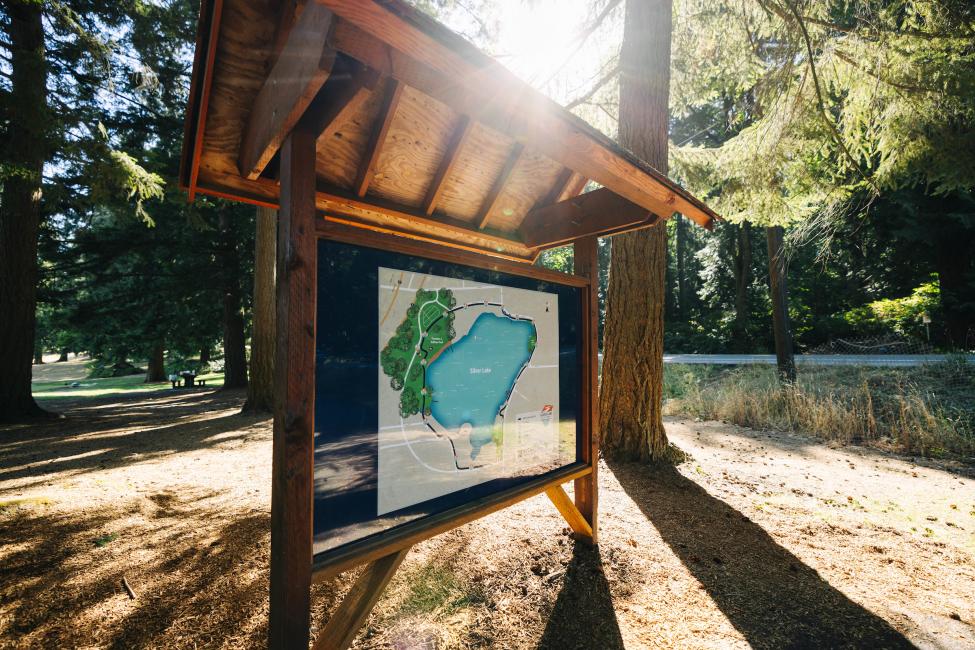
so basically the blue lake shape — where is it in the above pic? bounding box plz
[426,312,535,458]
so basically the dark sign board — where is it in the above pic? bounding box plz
[312,239,584,565]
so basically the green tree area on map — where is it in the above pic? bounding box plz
[381,287,457,418]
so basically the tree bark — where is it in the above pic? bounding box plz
[57,349,69,362]
[219,209,248,389]
[34,344,44,365]
[0,1,48,421]
[145,344,166,383]
[599,0,672,462]
[200,345,211,364]
[766,226,796,382]
[733,222,752,352]
[243,206,277,412]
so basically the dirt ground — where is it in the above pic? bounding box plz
[2,390,974,649]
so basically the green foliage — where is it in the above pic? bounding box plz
[843,281,941,339]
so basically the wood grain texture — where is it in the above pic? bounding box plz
[476,142,524,229]
[317,219,588,285]
[238,2,336,179]
[573,236,599,544]
[558,172,589,202]
[435,122,514,222]
[321,5,717,227]
[269,117,317,650]
[180,0,222,199]
[194,168,537,259]
[520,188,657,249]
[545,485,593,539]
[421,114,472,215]
[315,72,387,189]
[483,149,564,232]
[368,85,456,208]
[353,79,403,196]
[312,549,410,650]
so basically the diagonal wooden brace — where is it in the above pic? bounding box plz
[545,485,593,542]
[313,547,411,650]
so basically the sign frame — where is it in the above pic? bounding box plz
[309,221,596,580]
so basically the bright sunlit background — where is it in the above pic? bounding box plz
[422,0,624,133]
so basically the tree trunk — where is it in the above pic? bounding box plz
[145,344,166,383]
[34,344,44,365]
[219,208,248,388]
[200,345,211,364]
[766,226,796,382]
[243,206,277,412]
[676,214,688,319]
[57,349,69,362]
[733,222,752,352]
[0,2,48,421]
[599,0,672,462]
[933,226,974,349]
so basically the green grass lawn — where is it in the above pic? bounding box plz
[32,372,224,401]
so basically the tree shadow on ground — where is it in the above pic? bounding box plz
[609,459,915,649]
[0,491,349,648]
[537,540,624,650]
[0,389,267,490]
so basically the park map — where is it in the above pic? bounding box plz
[376,267,570,515]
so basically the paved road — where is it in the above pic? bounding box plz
[660,353,975,367]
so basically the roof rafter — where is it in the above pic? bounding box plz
[476,143,524,230]
[353,79,404,197]
[422,115,473,215]
[238,2,337,180]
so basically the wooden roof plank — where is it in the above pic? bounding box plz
[558,172,589,202]
[309,60,380,153]
[237,2,337,180]
[477,142,524,230]
[321,3,717,229]
[520,187,658,249]
[422,115,473,215]
[353,79,404,197]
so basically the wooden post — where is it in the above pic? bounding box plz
[573,236,599,543]
[269,115,318,649]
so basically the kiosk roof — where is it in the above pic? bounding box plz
[180,0,719,261]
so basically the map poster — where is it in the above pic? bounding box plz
[377,268,570,515]
[312,239,580,559]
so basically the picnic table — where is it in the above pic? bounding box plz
[169,371,207,389]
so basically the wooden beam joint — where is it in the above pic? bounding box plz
[520,187,659,250]
[238,2,337,180]
[545,485,593,542]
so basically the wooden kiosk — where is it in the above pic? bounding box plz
[180,1,717,647]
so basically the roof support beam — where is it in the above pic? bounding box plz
[238,2,337,180]
[310,63,381,156]
[353,79,403,197]
[422,115,473,215]
[557,172,589,202]
[323,8,716,229]
[520,188,659,249]
[476,143,524,230]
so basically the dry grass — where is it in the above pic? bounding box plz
[664,360,975,459]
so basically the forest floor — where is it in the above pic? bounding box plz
[1,390,974,649]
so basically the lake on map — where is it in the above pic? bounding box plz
[426,312,535,456]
